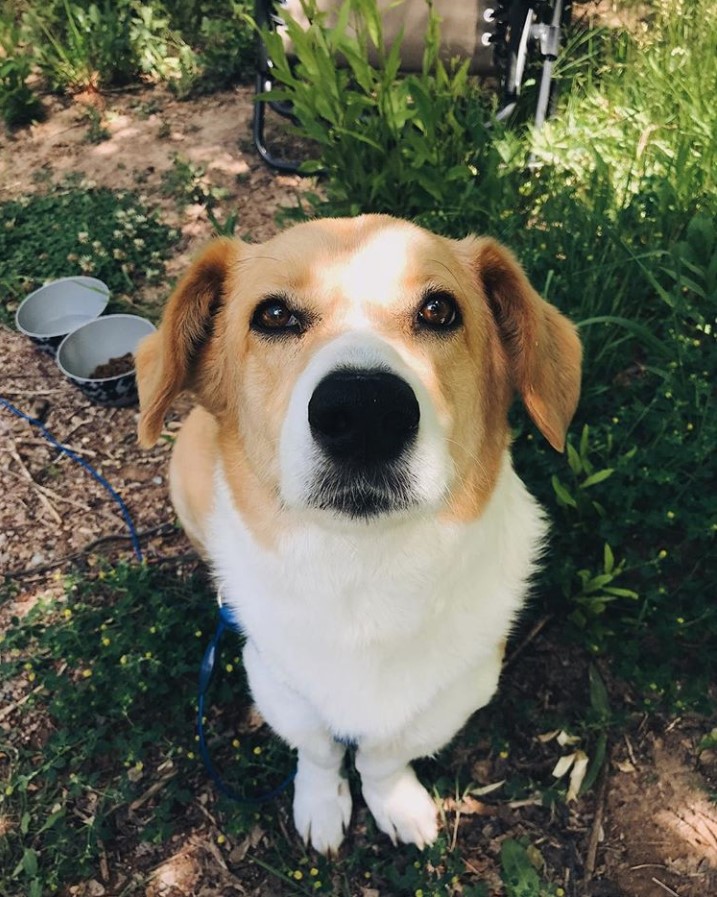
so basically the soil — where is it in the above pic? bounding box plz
[1,76,715,897]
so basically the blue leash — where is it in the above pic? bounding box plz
[1,396,293,803]
[197,599,296,803]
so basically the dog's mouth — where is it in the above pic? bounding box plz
[307,462,419,520]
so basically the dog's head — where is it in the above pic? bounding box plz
[137,215,581,522]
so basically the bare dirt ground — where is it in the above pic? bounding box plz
[1,84,716,897]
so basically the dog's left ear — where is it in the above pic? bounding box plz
[136,238,237,448]
[467,236,582,452]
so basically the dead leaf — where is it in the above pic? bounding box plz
[146,850,200,897]
[470,779,505,797]
[553,753,577,779]
[567,750,589,801]
[538,729,560,743]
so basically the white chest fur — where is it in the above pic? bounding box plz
[208,453,546,741]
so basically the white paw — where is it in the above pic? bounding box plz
[293,772,352,855]
[362,766,438,849]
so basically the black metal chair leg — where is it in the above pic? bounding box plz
[252,71,301,173]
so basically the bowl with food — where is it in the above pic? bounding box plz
[56,314,156,406]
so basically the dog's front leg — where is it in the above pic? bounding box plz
[356,649,504,849]
[243,642,351,854]
[355,747,439,850]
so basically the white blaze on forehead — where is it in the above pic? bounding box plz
[326,226,418,312]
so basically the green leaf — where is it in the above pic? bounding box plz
[579,424,590,461]
[603,543,614,575]
[603,586,639,599]
[500,839,542,897]
[37,807,65,835]
[22,848,39,878]
[580,731,608,795]
[578,315,673,358]
[582,573,615,593]
[581,469,614,489]
[361,0,383,49]
[567,441,582,475]
[552,475,578,508]
[589,664,611,720]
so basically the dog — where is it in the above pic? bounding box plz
[136,214,581,854]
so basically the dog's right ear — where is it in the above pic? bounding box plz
[136,238,237,448]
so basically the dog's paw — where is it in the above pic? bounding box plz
[362,766,438,849]
[293,772,352,855]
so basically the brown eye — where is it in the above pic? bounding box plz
[417,291,460,330]
[251,297,303,335]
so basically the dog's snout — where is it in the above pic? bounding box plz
[308,370,420,466]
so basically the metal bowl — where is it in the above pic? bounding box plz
[56,314,156,407]
[15,276,110,355]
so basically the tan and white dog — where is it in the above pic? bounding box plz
[136,214,581,854]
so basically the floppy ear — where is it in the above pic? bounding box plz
[136,238,237,448]
[470,237,582,452]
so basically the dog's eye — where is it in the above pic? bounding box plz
[251,298,303,335]
[417,291,460,331]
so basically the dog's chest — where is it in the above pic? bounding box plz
[208,462,544,736]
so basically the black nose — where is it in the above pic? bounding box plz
[308,369,420,466]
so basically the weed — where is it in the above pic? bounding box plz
[207,205,239,237]
[25,0,137,92]
[261,0,520,228]
[0,564,285,894]
[9,0,255,97]
[169,1,255,97]
[0,20,44,128]
[82,104,109,143]
[160,153,229,215]
[0,183,177,322]
[500,838,560,897]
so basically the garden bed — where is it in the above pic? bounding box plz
[1,77,715,897]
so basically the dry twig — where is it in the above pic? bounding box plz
[8,446,62,525]
[505,615,552,668]
[2,523,177,578]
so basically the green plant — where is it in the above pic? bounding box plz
[207,204,239,236]
[0,564,295,895]
[261,0,522,229]
[0,20,44,127]
[170,1,255,97]
[25,0,137,92]
[82,103,109,142]
[500,839,560,897]
[160,153,230,219]
[0,183,177,322]
[128,1,192,82]
[13,0,255,95]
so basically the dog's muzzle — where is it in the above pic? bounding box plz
[307,368,420,518]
